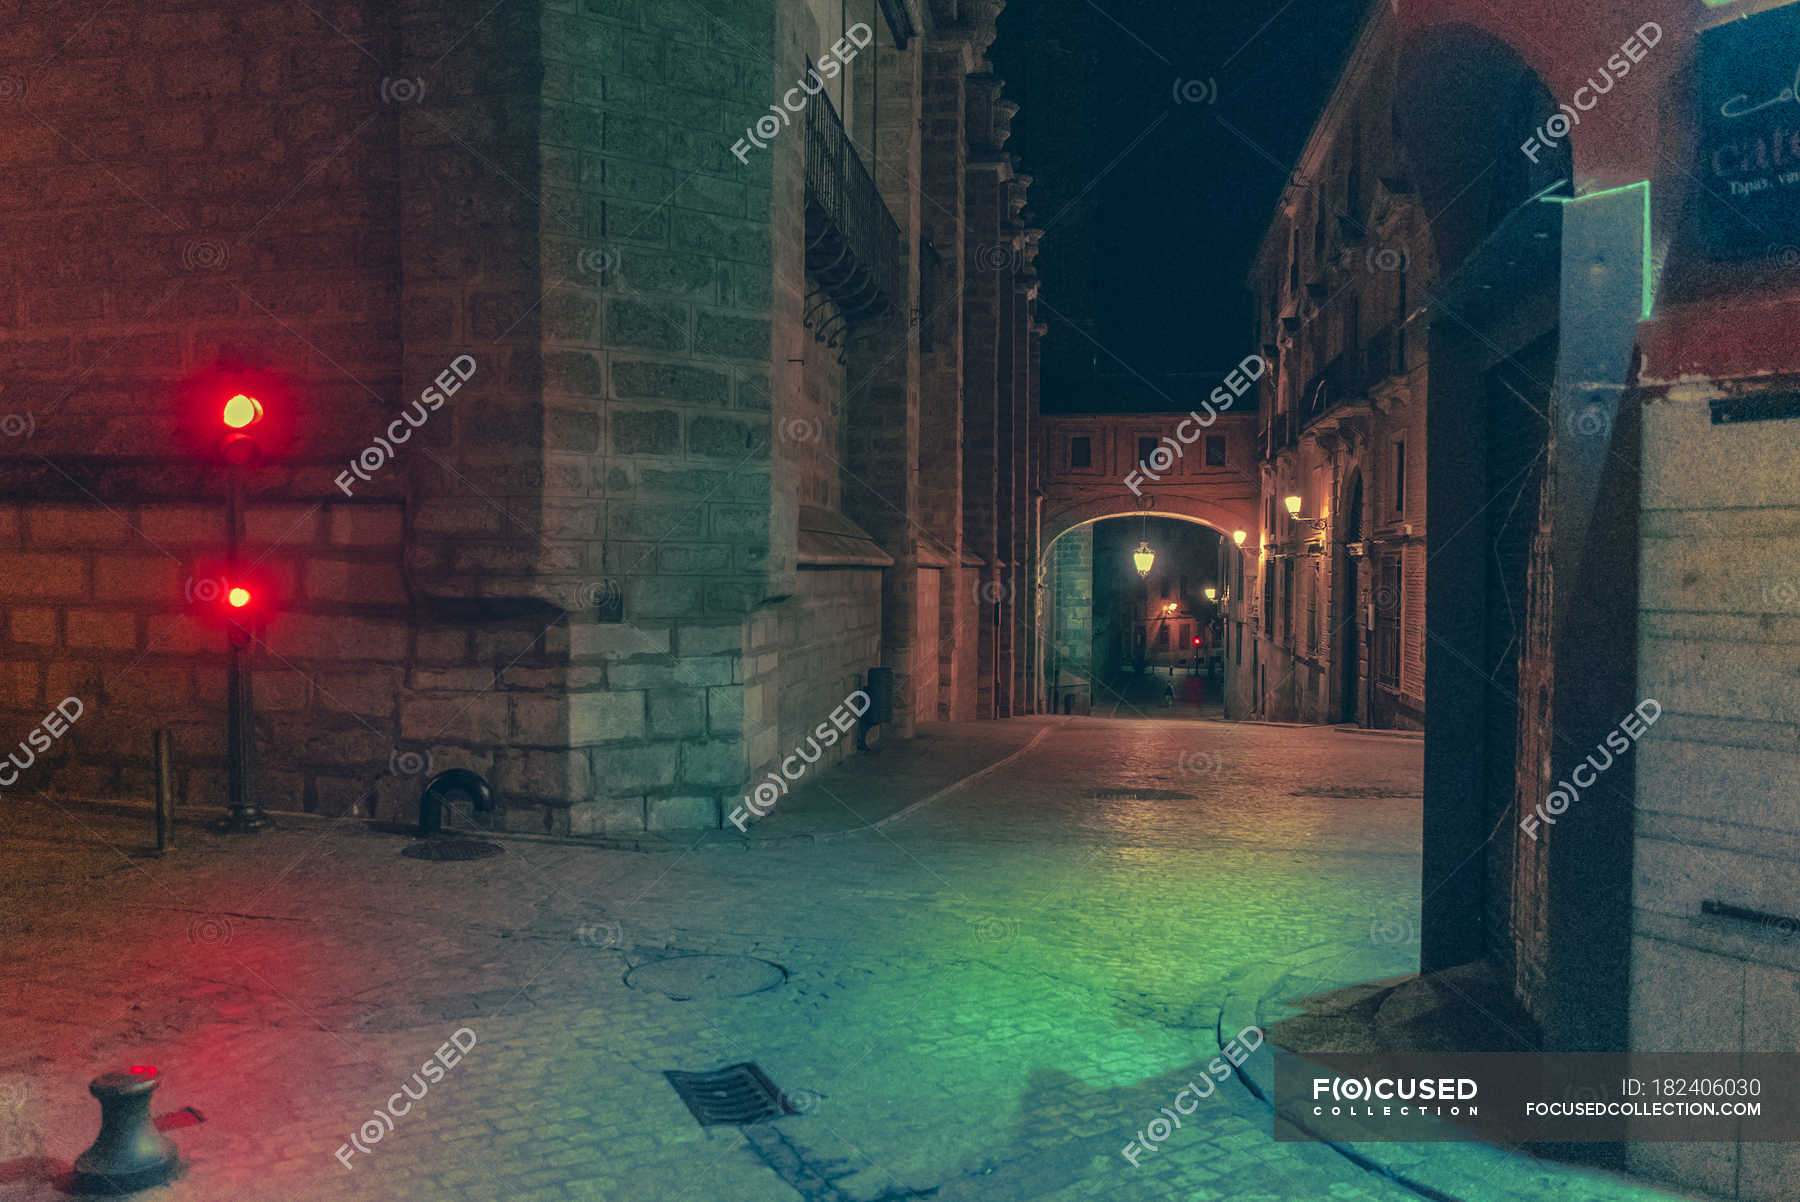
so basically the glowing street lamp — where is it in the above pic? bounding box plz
[1132,541,1155,578]
[1284,494,1303,518]
[1232,529,1246,546]
[1204,586,1217,602]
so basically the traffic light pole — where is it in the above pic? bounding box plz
[221,467,267,833]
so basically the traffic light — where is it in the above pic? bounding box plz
[220,392,265,465]
[176,366,293,466]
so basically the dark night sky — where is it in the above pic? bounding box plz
[992,0,1369,413]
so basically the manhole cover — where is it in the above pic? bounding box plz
[1087,788,1196,801]
[665,1063,798,1126]
[626,954,786,1000]
[401,838,505,861]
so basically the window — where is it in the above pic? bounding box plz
[1309,563,1321,652]
[1392,438,1407,514]
[1137,436,1157,465]
[1069,435,1091,468]
[1281,559,1295,646]
[1263,561,1276,637]
[1204,435,1226,466]
[1377,557,1402,685]
[1155,623,1169,648]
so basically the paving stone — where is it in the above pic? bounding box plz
[0,718,1684,1202]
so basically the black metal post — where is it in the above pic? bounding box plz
[153,728,173,852]
[221,468,266,833]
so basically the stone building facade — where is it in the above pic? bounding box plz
[1223,8,1433,731]
[1242,1,1800,1197]
[0,0,1045,834]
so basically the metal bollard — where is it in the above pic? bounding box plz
[72,1065,179,1194]
[418,769,493,836]
[153,730,174,854]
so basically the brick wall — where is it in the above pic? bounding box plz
[0,0,1038,834]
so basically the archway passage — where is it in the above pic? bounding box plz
[1042,516,1234,720]
[1399,20,1642,1060]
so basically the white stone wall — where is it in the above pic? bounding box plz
[1629,387,1800,1201]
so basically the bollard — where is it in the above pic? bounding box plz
[72,1065,179,1194]
[153,730,174,854]
[418,769,493,836]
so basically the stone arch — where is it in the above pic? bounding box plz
[1394,19,1640,1058]
[1393,23,1572,281]
[1042,495,1256,551]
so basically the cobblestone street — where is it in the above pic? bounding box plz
[0,717,1688,1201]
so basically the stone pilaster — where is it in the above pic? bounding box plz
[962,72,1011,720]
[920,43,974,721]
[844,35,926,738]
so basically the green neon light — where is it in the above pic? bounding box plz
[1544,180,1655,319]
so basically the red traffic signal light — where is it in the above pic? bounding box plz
[221,392,265,465]
[227,586,252,609]
[222,393,263,429]
[1192,637,1201,645]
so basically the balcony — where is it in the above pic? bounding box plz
[1362,321,1406,387]
[1299,354,1350,428]
[1260,411,1293,460]
[803,88,904,354]
[1295,323,1409,432]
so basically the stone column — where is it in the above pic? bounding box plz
[962,73,1012,720]
[920,43,974,721]
[845,34,926,739]
[393,0,798,832]
[1007,201,1036,716]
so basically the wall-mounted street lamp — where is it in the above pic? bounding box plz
[1203,587,1217,602]
[1133,541,1155,577]
[1283,493,1329,533]
[1232,529,1246,546]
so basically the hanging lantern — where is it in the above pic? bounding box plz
[1132,541,1155,577]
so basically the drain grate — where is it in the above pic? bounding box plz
[401,838,504,861]
[1087,788,1196,801]
[1289,786,1420,800]
[665,1063,797,1127]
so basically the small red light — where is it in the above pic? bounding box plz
[127,1065,155,1075]
[222,393,263,429]
[1193,637,1200,645]
[227,587,251,608]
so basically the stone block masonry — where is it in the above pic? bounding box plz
[0,0,1046,833]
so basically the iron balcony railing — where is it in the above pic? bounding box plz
[803,85,904,347]
[1300,354,1348,428]
[1296,321,1408,431]
[1363,320,1406,385]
